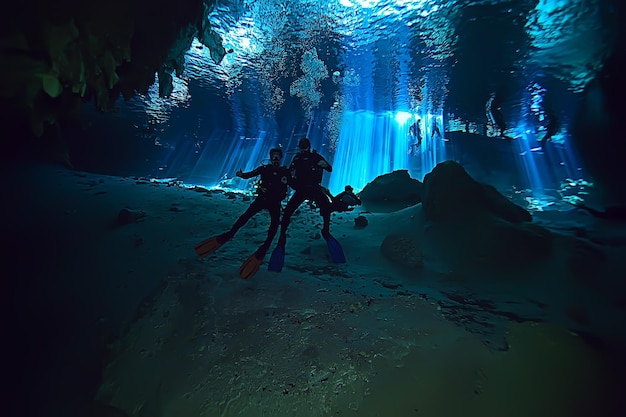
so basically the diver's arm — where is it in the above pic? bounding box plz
[318,157,332,172]
[236,166,262,179]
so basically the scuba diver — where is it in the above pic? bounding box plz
[487,93,508,137]
[431,119,441,140]
[539,111,559,148]
[194,147,290,279]
[408,119,422,155]
[323,185,362,213]
[268,137,344,271]
[568,202,626,221]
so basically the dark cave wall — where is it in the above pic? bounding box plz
[571,1,626,203]
[0,0,210,148]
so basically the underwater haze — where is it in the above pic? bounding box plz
[6,2,626,416]
[69,0,619,198]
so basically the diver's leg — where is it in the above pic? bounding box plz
[220,198,263,242]
[312,188,332,240]
[277,191,306,245]
[258,202,281,256]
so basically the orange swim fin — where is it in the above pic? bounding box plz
[194,236,224,258]
[238,253,264,280]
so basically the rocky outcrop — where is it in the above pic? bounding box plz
[0,0,225,137]
[359,170,423,212]
[380,161,552,273]
[421,160,531,224]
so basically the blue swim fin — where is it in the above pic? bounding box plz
[326,235,346,263]
[267,244,285,272]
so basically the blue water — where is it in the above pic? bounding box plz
[79,0,618,199]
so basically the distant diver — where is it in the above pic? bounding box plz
[431,119,441,139]
[539,112,558,148]
[408,119,422,155]
[569,203,626,221]
[491,107,507,137]
[487,93,508,138]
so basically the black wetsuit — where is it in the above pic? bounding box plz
[220,164,290,253]
[540,113,558,146]
[409,121,422,153]
[576,204,626,221]
[491,107,506,136]
[331,190,362,212]
[278,150,332,244]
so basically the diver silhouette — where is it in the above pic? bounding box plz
[323,185,362,213]
[194,147,290,279]
[487,93,507,138]
[408,119,422,155]
[276,137,333,245]
[539,112,558,148]
[268,137,346,271]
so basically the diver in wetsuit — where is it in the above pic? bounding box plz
[195,147,290,259]
[408,119,422,154]
[571,203,626,221]
[539,112,558,148]
[268,137,350,271]
[432,119,441,139]
[277,137,333,245]
[323,185,362,213]
[487,93,507,137]
[491,104,507,136]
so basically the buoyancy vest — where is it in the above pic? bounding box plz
[257,165,290,200]
[289,150,326,189]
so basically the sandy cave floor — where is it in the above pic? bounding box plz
[5,163,626,417]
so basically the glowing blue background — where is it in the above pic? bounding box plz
[76,0,617,202]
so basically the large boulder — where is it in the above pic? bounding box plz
[421,160,531,224]
[380,161,552,275]
[359,170,423,212]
